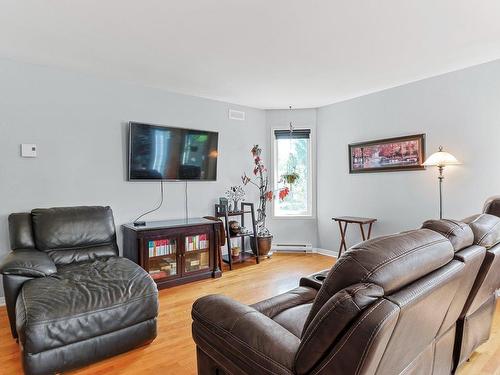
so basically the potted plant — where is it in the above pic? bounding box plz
[281,171,300,185]
[242,145,290,256]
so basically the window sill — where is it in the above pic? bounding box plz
[271,215,316,220]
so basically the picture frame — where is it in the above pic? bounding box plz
[348,134,426,173]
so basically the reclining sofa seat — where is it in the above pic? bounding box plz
[192,224,483,375]
[452,199,500,369]
[0,206,158,375]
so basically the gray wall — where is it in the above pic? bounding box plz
[2,56,500,296]
[0,58,267,297]
[317,59,500,251]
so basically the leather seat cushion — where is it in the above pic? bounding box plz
[272,303,312,338]
[16,257,158,354]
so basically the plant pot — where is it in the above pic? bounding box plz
[250,235,273,256]
[231,246,241,257]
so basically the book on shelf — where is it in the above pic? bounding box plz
[150,271,167,280]
[148,239,176,257]
[186,234,208,251]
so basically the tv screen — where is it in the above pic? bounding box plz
[128,122,219,181]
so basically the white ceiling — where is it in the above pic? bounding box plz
[2,1,500,109]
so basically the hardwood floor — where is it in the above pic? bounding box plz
[0,253,498,374]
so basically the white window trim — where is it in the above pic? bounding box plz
[270,126,316,220]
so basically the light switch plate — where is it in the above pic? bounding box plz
[21,144,37,158]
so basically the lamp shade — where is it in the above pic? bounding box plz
[423,146,460,167]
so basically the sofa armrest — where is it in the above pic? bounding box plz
[192,294,299,374]
[0,249,57,277]
[299,269,330,290]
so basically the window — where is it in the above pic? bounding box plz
[273,128,313,217]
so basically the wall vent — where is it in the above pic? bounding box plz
[229,109,245,121]
[272,243,313,253]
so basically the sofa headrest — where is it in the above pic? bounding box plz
[463,213,500,249]
[421,219,474,252]
[31,206,116,251]
[483,196,500,218]
[306,229,453,323]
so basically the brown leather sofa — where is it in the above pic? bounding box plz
[192,204,500,374]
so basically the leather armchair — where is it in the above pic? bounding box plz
[0,206,158,375]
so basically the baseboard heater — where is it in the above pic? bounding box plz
[272,243,313,253]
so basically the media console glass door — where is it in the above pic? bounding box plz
[182,228,212,275]
[141,227,213,282]
[144,235,180,281]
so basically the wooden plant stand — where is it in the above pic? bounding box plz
[215,202,260,270]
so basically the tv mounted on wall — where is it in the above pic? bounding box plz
[128,122,219,181]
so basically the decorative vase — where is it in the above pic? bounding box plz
[233,200,239,212]
[250,235,273,256]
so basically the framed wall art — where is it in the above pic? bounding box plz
[349,134,426,173]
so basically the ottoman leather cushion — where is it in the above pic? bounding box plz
[16,257,158,354]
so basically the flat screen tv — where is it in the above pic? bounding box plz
[128,122,219,181]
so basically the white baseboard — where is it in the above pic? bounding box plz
[314,248,338,258]
[0,297,5,307]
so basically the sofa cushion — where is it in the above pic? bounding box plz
[421,219,474,251]
[16,257,158,354]
[463,214,500,249]
[31,206,118,264]
[296,283,384,375]
[273,303,312,338]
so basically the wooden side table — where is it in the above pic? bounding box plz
[332,216,377,258]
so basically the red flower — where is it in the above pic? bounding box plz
[265,191,274,201]
[279,187,289,200]
[253,167,259,175]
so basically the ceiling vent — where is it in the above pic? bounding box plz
[229,109,245,121]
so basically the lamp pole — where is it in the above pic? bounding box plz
[438,165,444,219]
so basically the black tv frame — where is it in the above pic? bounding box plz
[127,121,219,182]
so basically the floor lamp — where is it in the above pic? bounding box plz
[423,146,460,219]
